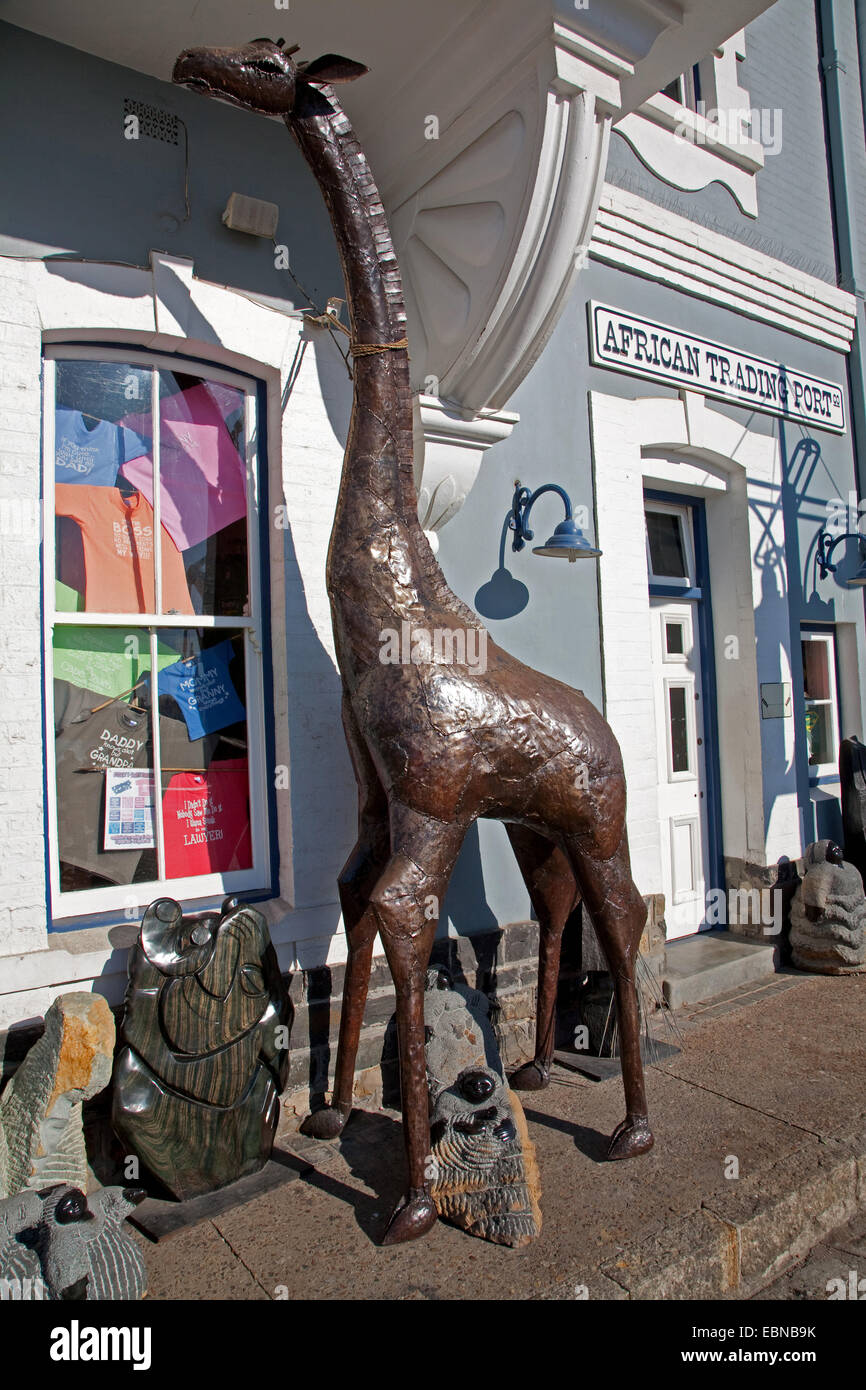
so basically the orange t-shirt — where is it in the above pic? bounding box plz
[55,484,193,615]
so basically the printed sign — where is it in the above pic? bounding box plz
[104,767,155,851]
[589,303,845,433]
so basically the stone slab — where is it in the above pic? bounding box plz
[129,1149,309,1242]
[554,1041,680,1083]
[664,932,778,1010]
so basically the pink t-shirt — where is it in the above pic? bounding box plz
[121,384,247,551]
[162,759,252,877]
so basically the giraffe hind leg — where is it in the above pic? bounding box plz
[564,833,654,1160]
[302,699,390,1141]
[505,824,579,1091]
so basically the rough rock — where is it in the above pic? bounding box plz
[0,993,115,1199]
[424,968,542,1247]
[790,841,866,975]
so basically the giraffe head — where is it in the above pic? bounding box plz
[172,38,367,117]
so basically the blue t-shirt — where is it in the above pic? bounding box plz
[55,409,150,488]
[158,639,246,740]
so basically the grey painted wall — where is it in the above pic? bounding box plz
[0,23,343,310]
[606,0,838,284]
[439,249,860,918]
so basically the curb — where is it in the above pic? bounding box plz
[598,1114,866,1299]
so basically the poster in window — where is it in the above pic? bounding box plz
[104,767,156,851]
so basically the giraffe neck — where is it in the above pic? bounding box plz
[287,86,482,670]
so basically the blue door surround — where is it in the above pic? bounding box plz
[644,488,725,906]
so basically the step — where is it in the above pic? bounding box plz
[663,930,778,1010]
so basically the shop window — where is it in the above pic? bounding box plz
[801,628,840,776]
[43,348,270,919]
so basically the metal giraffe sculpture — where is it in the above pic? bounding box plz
[174,38,654,1245]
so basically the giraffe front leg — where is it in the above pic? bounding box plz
[369,810,466,1246]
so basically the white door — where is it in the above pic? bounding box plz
[649,600,710,939]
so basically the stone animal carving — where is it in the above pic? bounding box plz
[174,37,653,1245]
[424,968,541,1247]
[112,896,290,1200]
[0,1188,44,1299]
[0,992,115,1200]
[789,840,866,974]
[839,735,866,889]
[0,1185,147,1301]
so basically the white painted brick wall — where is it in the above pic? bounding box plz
[0,260,48,957]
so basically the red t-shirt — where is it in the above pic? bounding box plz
[55,483,193,615]
[162,759,252,877]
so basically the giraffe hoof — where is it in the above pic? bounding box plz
[381,1187,437,1246]
[607,1115,654,1161]
[299,1104,349,1141]
[509,1059,551,1091]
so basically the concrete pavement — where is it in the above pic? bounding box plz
[132,971,866,1301]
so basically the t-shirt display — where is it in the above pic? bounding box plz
[55,408,150,489]
[54,694,151,885]
[158,639,246,739]
[162,759,252,878]
[121,383,248,551]
[55,483,194,615]
[52,627,182,700]
[54,680,221,887]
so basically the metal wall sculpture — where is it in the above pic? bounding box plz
[112,896,290,1201]
[174,38,653,1244]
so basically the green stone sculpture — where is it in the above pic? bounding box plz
[111,896,290,1201]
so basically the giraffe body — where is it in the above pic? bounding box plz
[173,38,654,1245]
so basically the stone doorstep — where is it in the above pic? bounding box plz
[599,1116,866,1300]
[663,931,779,1012]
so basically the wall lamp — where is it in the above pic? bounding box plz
[815,528,866,586]
[508,481,601,563]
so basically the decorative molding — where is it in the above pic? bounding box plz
[614,29,765,217]
[590,184,857,353]
[413,394,519,542]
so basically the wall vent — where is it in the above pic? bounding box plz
[123,98,180,145]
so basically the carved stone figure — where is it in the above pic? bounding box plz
[424,968,541,1247]
[112,896,290,1201]
[0,992,115,1200]
[0,1185,147,1301]
[0,1188,44,1299]
[789,840,866,974]
[174,38,653,1245]
[839,735,866,889]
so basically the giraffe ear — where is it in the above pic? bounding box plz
[299,54,368,83]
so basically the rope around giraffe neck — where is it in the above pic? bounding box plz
[350,338,409,356]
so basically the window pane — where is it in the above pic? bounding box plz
[156,627,253,878]
[647,511,688,579]
[54,648,154,893]
[53,625,253,889]
[668,685,690,773]
[665,621,684,655]
[802,638,830,701]
[121,372,249,617]
[805,704,833,766]
[54,362,160,615]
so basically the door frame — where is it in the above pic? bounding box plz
[645,488,725,918]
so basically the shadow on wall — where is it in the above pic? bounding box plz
[474,514,530,619]
[0,22,341,306]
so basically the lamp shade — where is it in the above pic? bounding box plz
[532,518,602,562]
[847,558,866,586]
